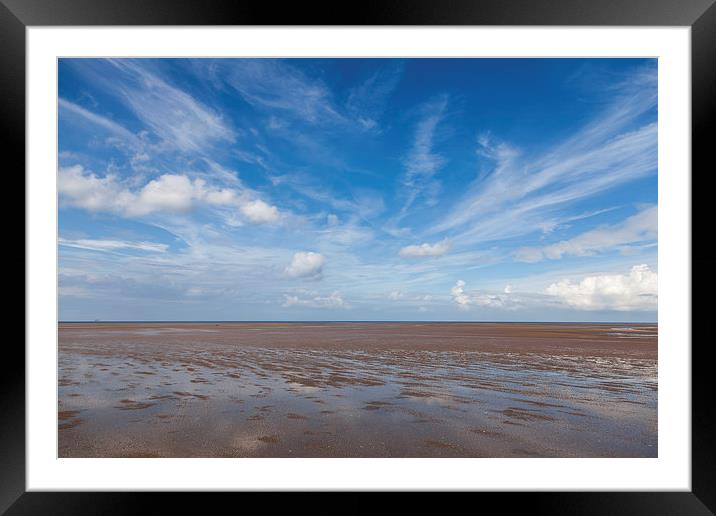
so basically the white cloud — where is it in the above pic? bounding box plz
[266,116,285,130]
[107,60,235,153]
[282,291,345,309]
[326,213,339,226]
[284,251,326,279]
[450,280,524,311]
[133,174,195,215]
[432,66,657,247]
[318,224,374,247]
[450,280,471,310]
[546,264,657,311]
[224,59,343,124]
[400,96,448,212]
[59,238,168,253]
[388,290,403,300]
[240,199,280,224]
[399,239,450,258]
[512,247,545,263]
[58,165,129,213]
[472,293,508,309]
[202,160,242,186]
[58,285,93,298]
[515,206,657,262]
[346,62,403,131]
[58,165,281,224]
[272,173,384,222]
[58,98,142,150]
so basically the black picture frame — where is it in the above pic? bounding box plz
[4,0,713,512]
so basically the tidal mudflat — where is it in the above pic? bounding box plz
[58,322,657,457]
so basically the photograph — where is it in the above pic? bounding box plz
[57,57,658,459]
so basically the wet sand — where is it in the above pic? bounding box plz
[58,322,657,457]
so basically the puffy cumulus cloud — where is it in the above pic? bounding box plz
[515,206,657,263]
[326,213,339,226]
[133,174,196,215]
[58,165,280,223]
[388,290,403,301]
[472,293,509,308]
[284,251,326,279]
[240,199,280,224]
[58,165,129,213]
[282,291,346,309]
[399,239,450,258]
[451,280,523,311]
[546,264,657,311]
[450,280,471,310]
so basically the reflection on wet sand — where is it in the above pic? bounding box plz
[58,322,657,457]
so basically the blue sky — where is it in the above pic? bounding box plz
[58,58,657,321]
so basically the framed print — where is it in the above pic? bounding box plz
[5,0,714,512]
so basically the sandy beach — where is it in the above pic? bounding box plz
[58,322,657,457]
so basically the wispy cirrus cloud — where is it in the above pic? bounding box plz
[282,290,346,309]
[221,59,404,131]
[346,61,403,131]
[59,98,143,149]
[109,60,236,153]
[68,59,236,154]
[437,122,657,243]
[432,65,657,248]
[223,59,344,125]
[269,172,385,223]
[59,238,168,253]
[400,95,449,214]
[514,205,657,262]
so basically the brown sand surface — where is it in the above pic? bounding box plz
[58,322,657,458]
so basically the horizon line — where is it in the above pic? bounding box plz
[58,320,658,324]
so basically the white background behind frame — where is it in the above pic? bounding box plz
[27,26,690,491]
